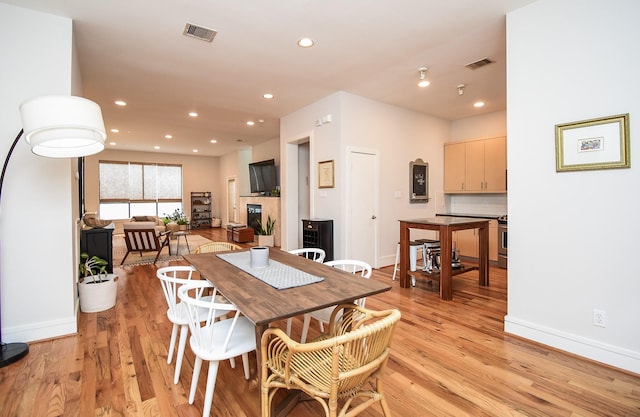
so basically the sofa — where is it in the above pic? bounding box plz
[129,215,167,234]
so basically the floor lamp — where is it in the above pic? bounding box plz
[0,95,106,367]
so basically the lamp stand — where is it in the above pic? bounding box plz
[0,129,29,367]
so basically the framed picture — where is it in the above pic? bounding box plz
[318,160,334,188]
[555,113,630,172]
[409,158,429,203]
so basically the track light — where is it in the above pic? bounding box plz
[457,84,465,95]
[417,67,430,88]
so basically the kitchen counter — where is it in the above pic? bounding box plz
[436,212,502,220]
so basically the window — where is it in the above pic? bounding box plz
[99,161,182,220]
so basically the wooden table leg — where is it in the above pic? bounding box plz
[399,223,410,288]
[439,226,453,301]
[478,223,489,286]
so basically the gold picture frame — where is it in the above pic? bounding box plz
[318,160,334,188]
[555,113,630,172]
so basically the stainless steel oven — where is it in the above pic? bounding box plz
[498,215,507,269]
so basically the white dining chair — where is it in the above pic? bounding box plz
[286,248,326,336]
[300,259,372,343]
[156,266,229,385]
[178,281,256,417]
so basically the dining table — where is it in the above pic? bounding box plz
[399,217,489,300]
[183,248,391,377]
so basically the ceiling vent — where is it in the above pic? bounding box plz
[465,58,494,70]
[183,23,217,42]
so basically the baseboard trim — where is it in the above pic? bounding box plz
[2,316,78,343]
[504,315,640,375]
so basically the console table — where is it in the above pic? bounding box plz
[398,217,489,300]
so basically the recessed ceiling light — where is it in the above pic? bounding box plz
[192,149,199,153]
[473,101,486,108]
[154,146,160,150]
[114,100,127,106]
[297,37,314,48]
[165,134,172,139]
[109,142,117,146]
[189,112,198,117]
[110,128,119,133]
[263,93,274,99]
[246,121,255,126]
[210,139,217,144]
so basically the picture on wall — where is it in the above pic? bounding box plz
[555,113,630,172]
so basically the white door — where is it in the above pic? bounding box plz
[227,178,237,223]
[348,150,378,267]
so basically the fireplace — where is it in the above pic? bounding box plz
[247,204,262,235]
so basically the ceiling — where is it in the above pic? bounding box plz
[3,0,536,157]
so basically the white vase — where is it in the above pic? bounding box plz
[250,246,270,268]
[258,234,274,247]
[78,273,118,313]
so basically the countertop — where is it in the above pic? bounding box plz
[436,212,502,220]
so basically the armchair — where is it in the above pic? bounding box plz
[121,222,171,265]
[261,304,401,417]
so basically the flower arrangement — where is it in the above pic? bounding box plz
[165,208,188,225]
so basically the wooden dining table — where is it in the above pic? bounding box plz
[183,248,391,376]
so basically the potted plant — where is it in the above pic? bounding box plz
[78,253,118,313]
[168,208,189,231]
[256,215,276,247]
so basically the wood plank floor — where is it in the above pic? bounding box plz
[1,227,638,416]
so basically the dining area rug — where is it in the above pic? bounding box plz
[112,233,213,266]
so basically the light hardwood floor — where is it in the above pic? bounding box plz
[0,227,638,417]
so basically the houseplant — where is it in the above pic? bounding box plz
[78,253,118,313]
[164,208,188,233]
[256,215,276,247]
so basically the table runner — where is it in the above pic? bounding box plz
[216,251,324,290]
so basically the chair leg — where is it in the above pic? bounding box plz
[167,323,179,364]
[173,324,189,384]
[229,357,236,368]
[241,353,251,380]
[120,251,130,265]
[286,318,292,336]
[300,313,311,343]
[202,361,220,417]
[189,356,203,404]
[392,243,400,280]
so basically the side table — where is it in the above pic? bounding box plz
[172,231,190,254]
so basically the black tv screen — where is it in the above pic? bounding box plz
[249,159,277,194]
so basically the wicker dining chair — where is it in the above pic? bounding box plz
[261,304,401,417]
[193,241,242,253]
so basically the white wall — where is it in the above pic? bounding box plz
[0,4,78,341]
[281,91,450,265]
[505,0,640,373]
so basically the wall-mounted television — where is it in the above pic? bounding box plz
[249,159,278,195]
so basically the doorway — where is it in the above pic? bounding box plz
[227,177,237,223]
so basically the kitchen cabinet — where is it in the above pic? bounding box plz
[444,136,506,193]
[453,220,498,262]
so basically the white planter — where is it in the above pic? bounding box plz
[258,234,274,247]
[78,273,118,313]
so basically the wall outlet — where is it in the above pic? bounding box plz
[593,309,607,327]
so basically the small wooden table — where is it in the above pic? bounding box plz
[172,231,190,253]
[399,217,489,300]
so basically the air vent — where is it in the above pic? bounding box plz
[465,58,494,70]
[183,23,217,42]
